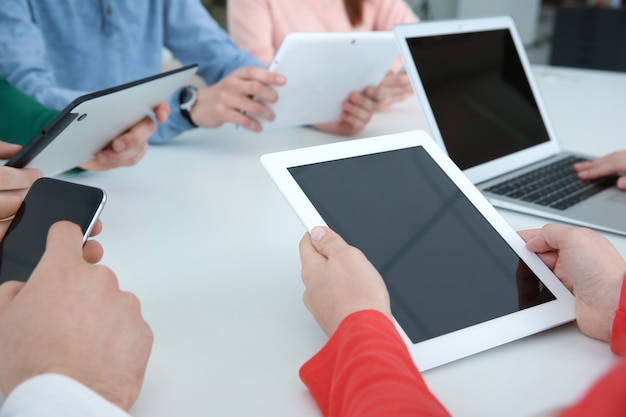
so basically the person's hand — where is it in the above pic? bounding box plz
[299,226,392,337]
[0,141,42,232]
[372,70,414,112]
[574,150,626,189]
[0,221,153,410]
[80,102,170,171]
[313,87,378,136]
[520,224,626,342]
[190,67,286,132]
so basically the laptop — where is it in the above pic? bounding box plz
[394,16,626,235]
[262,32,399,128]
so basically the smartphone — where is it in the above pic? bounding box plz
[0,177,106,284]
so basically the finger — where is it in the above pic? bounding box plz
[340,111,366,132]
[237,79,279,104]
[364,86,385,102]
[83,239,104,264]
[523,223,572,253]
[618,176,626,190]
[153,101,171,123]
[533,251,559,271]
[238,66,287,87]
[577,164,618,179]
[350,91,377,113]
[575,153,626,179]
[227,94,275,121]
[0,280,25,308]
[517,228,540,242]
[0,141,23,159]
[95,142,149,168]
[90,219,103,237]
[342,94,375,125]
[0,166,42,191]
[111,116,156,153]
[309,226,353,258]
[43,221,86,261]
[27,222,88,287]
[0,191,29,220]
[219,106,263,132]
[299,231,325,264]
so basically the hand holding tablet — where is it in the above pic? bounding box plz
[261,32,399,128]
[262,130,575,370]
[5,64,198,176]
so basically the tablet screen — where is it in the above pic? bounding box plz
[288,146,555,344]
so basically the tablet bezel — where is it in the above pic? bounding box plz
[263,32,399,128]
[6,64,198,176]
[261,130,575,370]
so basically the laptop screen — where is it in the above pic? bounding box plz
[405,29,551,170]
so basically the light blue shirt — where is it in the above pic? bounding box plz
[0,0,262,143]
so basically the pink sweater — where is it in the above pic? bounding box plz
[227,0,418,64]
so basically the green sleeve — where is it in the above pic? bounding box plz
[0,78,59,146]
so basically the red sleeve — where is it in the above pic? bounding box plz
[610,274,626,355]
[558,276,626,417]
[299,310,450,417]
[558,358,626,417]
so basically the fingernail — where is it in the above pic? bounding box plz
[310,226,327,242]
[113,140,126,152]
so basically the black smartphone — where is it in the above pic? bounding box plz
[0,177,106,284]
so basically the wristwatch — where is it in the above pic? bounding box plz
[179,85,198,127]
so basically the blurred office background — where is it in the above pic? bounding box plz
[203,0,626,70]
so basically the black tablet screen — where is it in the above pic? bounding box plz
[288,146,554,344]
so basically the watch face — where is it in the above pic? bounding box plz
[179,86,197,109]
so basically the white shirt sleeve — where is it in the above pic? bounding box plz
[0,374,131,417]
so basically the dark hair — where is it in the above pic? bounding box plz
[344,0,365,27]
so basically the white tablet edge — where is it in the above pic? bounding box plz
[261,31,399,128]
[261,130,575,370]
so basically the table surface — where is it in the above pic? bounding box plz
[56,65,626,417]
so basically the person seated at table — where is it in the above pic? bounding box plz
[0,139,151,416]
[0,1,376,140]
[0,77,170,172]
[298,225,626,416]
[575,151,626,190]
[227,0,418,112]
[0,222,153,417]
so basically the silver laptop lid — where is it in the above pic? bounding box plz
[394,16,561,184]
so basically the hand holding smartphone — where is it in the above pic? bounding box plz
[0,178,106,284]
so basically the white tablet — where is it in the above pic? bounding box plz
[261,130,575,370]
[262,32,399,128]
[6,64,198,176]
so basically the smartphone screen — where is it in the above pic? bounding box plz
[0,177,106,284]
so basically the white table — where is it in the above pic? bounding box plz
[57,65,626,417]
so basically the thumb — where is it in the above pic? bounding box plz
[524,223,570,253]
[40,221,85,263]
[309,226,351,258]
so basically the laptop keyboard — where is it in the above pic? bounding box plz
[484,156,617,210]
